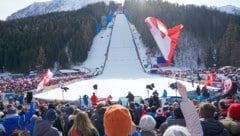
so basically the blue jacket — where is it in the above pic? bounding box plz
[0,102,36,136]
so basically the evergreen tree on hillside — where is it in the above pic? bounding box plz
[124,0,240,68]
[0,2,114,72]
[37,46,47,71]
[219,23,240,66]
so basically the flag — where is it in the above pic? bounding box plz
[145,17,183,65]
[36,69,53,93]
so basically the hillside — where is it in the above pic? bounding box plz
[0,2,119,73]
[124,0,240,69]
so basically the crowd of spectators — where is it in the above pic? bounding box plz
[0,81,238,136]
[0,67,240,135]
[0,73,85,93]
[0,66,239,94]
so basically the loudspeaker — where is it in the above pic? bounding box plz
[26,92,33,104]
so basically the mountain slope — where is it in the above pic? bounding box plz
[217,5,240,15]
[7,0,118,20]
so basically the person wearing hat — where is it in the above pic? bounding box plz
[63,106,74,136]
[163,125,191,136]
[155,108,166,130]
[34,109,61,136]
[220,103,240,136]
[0,101,36,136]
[103,104,135,136]
[139,115,157,136]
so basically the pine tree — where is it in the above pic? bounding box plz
[37,46,46,71]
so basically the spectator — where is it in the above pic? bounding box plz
[152,90,159,97]
[91,104,107,136]
[159,107,186,136]
[162,89,167,98]
[104,104,133,136]
[126,91,134,104]
[129,102,141,125]
[139,115,157,136]
[196,85,201,96]
[140,104,148,117]
[152,90,160,107]
[65,109,81,136]
[163,125,191,136]
[83,94,89,107]
[202,85,210,99]
[27,115,40,136]
[34,109,61,136]
[199,102,230,136]
[68,110,99,136]
[18,92,24,105]
[192,99,199,109]
[91,92,98,106]
[155,108,166,130]
[220,103,240,136]
[48,103,63,134]
[217,99,230,119]
[63,106,74,136]
[0,101,36,136]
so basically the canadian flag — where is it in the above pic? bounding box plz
[36,69,53,93]
[145,17,183,65]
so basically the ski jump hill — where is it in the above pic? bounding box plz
[34,14,196,102]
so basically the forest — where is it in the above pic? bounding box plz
[0,2,118,73]
[124,0,240,68]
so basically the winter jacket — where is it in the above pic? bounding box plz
[220,117,240,136]
[200,118,230,136]
[92,113,105,136]
[34,120,61,136]
[180,99,203,136]
[91,94,98,105]
[0,102,36,136]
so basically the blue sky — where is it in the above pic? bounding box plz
[0,0,239,20]
[164,0,240,7]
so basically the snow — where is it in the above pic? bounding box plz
[33,14,198,102]
[7,0,123,20]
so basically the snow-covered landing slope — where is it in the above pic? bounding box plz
[99,14,146,78]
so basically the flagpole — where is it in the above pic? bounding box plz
[62,89,65,103]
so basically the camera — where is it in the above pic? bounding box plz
[169,82,178,89]
[146,83,155,90]
[61,86,69,92]
[93,84,98,90]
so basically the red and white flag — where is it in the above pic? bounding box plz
[36,69,53,93]
[145,17,183,65]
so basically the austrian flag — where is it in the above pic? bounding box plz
[36,69,53,93]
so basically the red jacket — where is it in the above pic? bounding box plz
[91,94,98,105]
